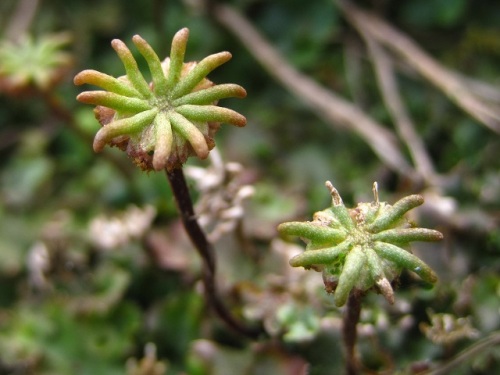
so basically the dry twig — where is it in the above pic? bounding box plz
[362,33,438,184]
[214,4,413,177]
[337,0,500,133]
[4,0,40,42]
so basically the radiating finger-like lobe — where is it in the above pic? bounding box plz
[93,108,158,152]
[76,91,150,113]
[152,112,173,171]
[168,111,209,159]
[172,84,247,106]
[364,247,385,282]
[373,228,443,244]
[111,39,152,99]
[73,70,140,97]
[176,105,247,127]
[364,246,395,304]
[368,195,424,233]
[289,240,351,267]
[171,52,232,99]
[132,35,169,97]
[166,28,189,91]
[278,222,347,246]
[330,203,355,231]
[373,241,438,283]
[334,246,365,307]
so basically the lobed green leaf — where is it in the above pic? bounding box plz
[132,35,169,97]
[171,52,232,99]
[168,111,209,159]
[373,241,438,283]
[176,105,246,127]
[73,70,140,98]
[289,240,351,267]
[364,246,394,303]
[152,112,173,171]
[367,195,424,233]
[373,228,443,244]
[76,91,150,113]
[93,108,158,152]
[111,39,152,99]
[172,84,247,106]
[166,28,189,91]
[278,222,347,246]
[334,246,365,307]
[331,203,355,231]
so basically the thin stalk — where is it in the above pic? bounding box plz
[166,167,263,339]
[343,290,363,375]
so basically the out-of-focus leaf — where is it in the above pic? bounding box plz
[1,130,54,209]
[399,0,467,27]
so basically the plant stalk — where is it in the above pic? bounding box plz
[343,290,363,375]
[166,167,263,339]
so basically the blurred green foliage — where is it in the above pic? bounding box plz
[0,0,499,374]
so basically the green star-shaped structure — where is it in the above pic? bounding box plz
[278,182,443,307]
[74,28,246,171]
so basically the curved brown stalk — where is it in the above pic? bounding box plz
[343,290,363,375]
[166,167,263,340]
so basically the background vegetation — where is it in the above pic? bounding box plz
[1,0,499,374]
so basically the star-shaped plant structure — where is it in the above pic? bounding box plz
[278,181,443,307]
[0,32,72,95]
[74,28,246,171]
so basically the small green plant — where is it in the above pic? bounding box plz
[74,28,246,171]
[0,32,72,95]
[279,181,442,307]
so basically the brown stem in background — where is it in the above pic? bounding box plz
[343,290,363,375]
[166,167,263,340]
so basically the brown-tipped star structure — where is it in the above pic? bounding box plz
[278,182,443,307]
[74,28,246,171]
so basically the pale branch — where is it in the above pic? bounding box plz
[4,0,40,42]
[343,291,363,375]
[337,0,500,133]
[363,33,439,184]
[343,40,368,108]
[457,73,500,103]
[214,4,414,178]
[166,167,263,339]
